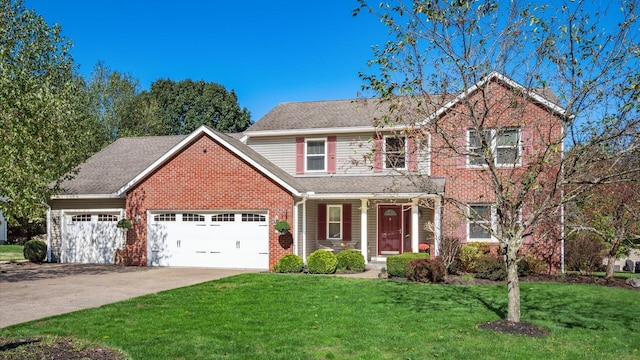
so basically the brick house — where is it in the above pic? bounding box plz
[48,72,565,270]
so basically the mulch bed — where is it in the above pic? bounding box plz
[478,320,550,337]
[0,337,126,360]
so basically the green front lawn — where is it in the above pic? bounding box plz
[0,245,25,262]
[2,274,639,359]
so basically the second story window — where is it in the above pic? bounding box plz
[384,135,406,169]
[468,128,520,167]
[306,139,326,171]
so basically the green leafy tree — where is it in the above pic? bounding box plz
[87,62,161,144]
[568,155,640,278]
[148,79,251,135]
[355,0,640,323]
[0,0,98,221]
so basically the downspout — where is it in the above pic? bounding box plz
[560,122,566,274]
[42,201,52,263]
[293,194,308,258]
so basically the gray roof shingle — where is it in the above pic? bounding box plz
[246,99,387,132]
[297,175,445,197]
[59,135,186,195]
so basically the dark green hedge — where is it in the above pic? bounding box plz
[386,253,429,277]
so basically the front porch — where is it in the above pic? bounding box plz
[293,197,442,263]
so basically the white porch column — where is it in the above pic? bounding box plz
[433,196,442,256]
[411,200,419,253]
[360,198,368,264]
[302,200,307,261]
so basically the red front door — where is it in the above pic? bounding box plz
[378,205,403,255]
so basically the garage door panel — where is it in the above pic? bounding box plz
[147,211,269,269]
[63,214,122,264]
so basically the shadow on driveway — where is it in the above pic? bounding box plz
[0,262,149,283]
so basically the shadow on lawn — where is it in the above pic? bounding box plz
[380,281,638,332]
[381,281,508,319]
[521,285,637,332]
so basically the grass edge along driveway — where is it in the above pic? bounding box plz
[1,273,639,360]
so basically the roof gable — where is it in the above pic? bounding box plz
[424,71,566,124]
[114,126,304,197]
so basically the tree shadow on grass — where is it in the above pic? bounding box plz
[379,281,507,319]
[521,284,639,332]
[378,281,639,333]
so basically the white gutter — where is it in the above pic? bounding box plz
[306,193,437,200]
[52,194,124,200]
[244,125,410,138]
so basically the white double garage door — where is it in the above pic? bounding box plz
[62,210,269,269]
[147,211,270,269]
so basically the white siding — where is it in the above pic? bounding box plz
[245,136,296,174]
[247,132,431,176]
[335,133,376,175]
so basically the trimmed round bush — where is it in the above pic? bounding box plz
[386,253,429,277]
[336,249,365,272]
[475,255,507,281]
[407,257,446,283]
[274,254,304,273]
[23,239,47,263]
[307,249,337,274]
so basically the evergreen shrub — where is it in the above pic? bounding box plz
[307,250,337,274]
[386,253,429,277]
[23,239,47,263]
[336,249,366,272]
[274,254,304,273]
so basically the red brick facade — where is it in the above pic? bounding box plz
[123,134,294,269]
[428,80,564,271]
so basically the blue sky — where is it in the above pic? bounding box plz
[25,1,389,121]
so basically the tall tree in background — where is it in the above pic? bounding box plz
[87,62,162,144]
[567,151,640,279]
[148,79,251,135]
[355,0,640,323]
[0,0,98,221]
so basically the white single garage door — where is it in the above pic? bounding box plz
[147,211,269,269]
[62,213,123,264]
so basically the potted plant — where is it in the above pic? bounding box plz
[274,220,291,235]
[116,218,132,230]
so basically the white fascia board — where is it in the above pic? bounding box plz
[244,125,411,138]
[307,193,438,200]
[420,71,566,126]
[62,208,124,214]
[52,194,124,200]
[115,125,302,197]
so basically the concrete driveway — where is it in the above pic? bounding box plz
[0,262,255,328]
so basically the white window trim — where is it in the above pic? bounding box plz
[305,138,327,172]
[467,128,521,168]
[467,204,497,242]
[327,204,343,240]
[383,135,407,170]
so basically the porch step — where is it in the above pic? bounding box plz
[366,261,386,271]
